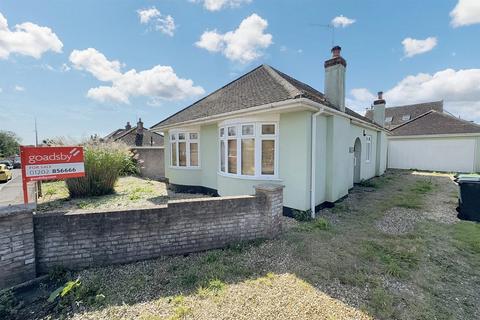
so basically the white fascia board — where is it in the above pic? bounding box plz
[389,133,480,139]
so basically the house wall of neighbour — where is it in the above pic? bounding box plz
[388,136,479,173]
[131,148,165,180]
[475,136,480,173]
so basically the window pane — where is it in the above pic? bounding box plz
[190,143,199,166]
[241,139,255,175]
[178,133,185,140]
[189,133,198,140]
[262,124,275,135]
[220,140,225,172]
[228,140,237,174]
[179,142,187,166]
[242,125,254,136]
[228,126,236,136]
[261,140,275,175]
[170,134,176,141]
[220,128,225,137]
[171,143,177,166]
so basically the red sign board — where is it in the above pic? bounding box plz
[20,146,86,204]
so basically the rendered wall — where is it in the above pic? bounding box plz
[388,136,478,173]
[132,148,165,179]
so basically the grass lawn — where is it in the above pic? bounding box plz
[4,170,480,319]
[36,176,205,213]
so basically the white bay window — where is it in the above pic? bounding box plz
[219,122,278,178]
[170,131,200,168]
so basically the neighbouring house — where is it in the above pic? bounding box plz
[151,47,388,215]
[105,119,165,179]
[366,99,480,173]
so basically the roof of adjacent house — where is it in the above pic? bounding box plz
[365,101,444,129]
[151,64,377,129]
[391,110,480,136]
[113,127,164,147]
[104,128,127,141]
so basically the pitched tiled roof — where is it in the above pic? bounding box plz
[366,101,443,129]
[152,64,377,129]
[391,110,480,136]
[114,127,164,147]
[104,128,127,140]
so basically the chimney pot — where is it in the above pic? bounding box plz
[331,46,342,57]
[136,118,144,135]
[125,122,132,130]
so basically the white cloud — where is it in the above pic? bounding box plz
[349,68,480,122]
[137,7,176,36]
[69,48,205,104]
[137,7,160,24]
[450,0,480,27]
[14,85,25,92]
[402,37,437,58]
[0,12,63,59]
[196,13,273,63]
[331,15,356,28]
[191,0,252,11]
[351,88,376,102]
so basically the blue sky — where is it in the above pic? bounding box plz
[1,0,479,144]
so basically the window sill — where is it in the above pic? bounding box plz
[217,171,282,181]
[169,166,202,170]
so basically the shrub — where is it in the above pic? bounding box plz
[66,142,136,197]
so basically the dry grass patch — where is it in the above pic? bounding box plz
[37,176,168,212]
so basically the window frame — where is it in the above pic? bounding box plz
[365,135,372,163]
[218,122,279,180]
[385,116,393,123]
[169,130,201,169]
[401,114,411,121]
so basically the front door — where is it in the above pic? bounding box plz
[353,138,361,183]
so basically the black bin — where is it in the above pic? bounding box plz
[456,174,480,222]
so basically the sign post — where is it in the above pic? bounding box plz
[20,146,86,204]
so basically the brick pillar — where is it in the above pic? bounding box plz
[254,184,284,238]
[0,206,36,289]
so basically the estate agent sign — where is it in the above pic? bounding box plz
[20,146,85,204]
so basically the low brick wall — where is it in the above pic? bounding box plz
[34,184,283,273]
[0,205,36,288]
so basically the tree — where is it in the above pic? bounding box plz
[0,131,21,158]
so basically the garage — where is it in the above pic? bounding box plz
[387,110,480,173]
[388,136,479,172]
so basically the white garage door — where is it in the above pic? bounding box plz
[388,138,476,173]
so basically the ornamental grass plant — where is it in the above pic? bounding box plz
[66,142,137,198]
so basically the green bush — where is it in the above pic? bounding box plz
[66,142,136,197]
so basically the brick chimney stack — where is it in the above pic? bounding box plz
[125,122,132,130]
[136,118,144,135]
[324,46,347,112]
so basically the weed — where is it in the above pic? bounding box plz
[291,209,312,222]
[358,179,378,188]
[197,279,226,297]
[454,222,480,253]
[296,217,331,232]
[180,273,198,287]
[331,203,348,214]
[362,241,419,278]
[412,179,434,194]
[0,290,21,318]
[368,286,394,319]
[169,305,192,320]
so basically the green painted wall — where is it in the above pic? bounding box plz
[163,109,387,211]
[200,125,218,189]
[278,111,312,210]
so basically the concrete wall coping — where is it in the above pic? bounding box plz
[254,183,285,192]
[0,204,35,217]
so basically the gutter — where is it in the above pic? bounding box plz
[310,107,325,218]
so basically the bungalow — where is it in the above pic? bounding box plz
[151,47,388,216]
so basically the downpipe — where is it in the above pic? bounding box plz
[310,107,325,219]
